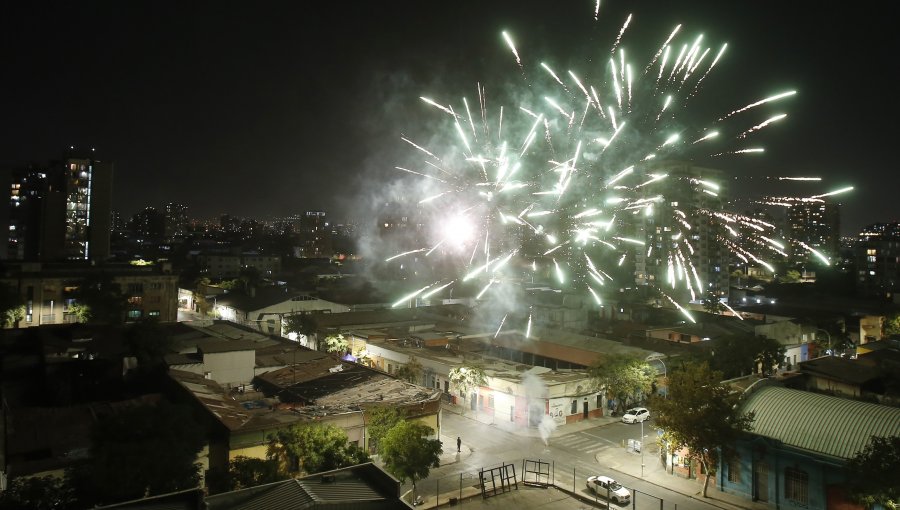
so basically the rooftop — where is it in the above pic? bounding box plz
[740,385,900,460]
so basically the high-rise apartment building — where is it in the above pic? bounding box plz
[633,161,730,303]
[4,148,113,261]
[855,222,900,299]
[300,211,331,258]
[786,200,840,267]
[164,202,188,238]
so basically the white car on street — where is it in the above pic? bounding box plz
[586,475,631,504]
[621,407,650,423]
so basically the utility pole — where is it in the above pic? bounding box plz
[640,417,645,477]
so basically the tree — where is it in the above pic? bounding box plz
[730,269,745,286]
[218,279,241,291]
[186,276,213,316]
[588,354,655,414]
[754,336,786,376]
[366,406,405,455]
[284,313,317,345]
[706,335,786,379]
[3,304,25,329]
[845,435,900,509]
[379,420,442,498]
[884,313,900,337]
[238,267,262,294]
[448,364,487,412]
[66,400,205,507]
[779,269,801,283]
[267,423,369,476]
[0,282,25,328]
[323,333,349,354]
[123,318,175,374]
[0,475,74,510]
[225,456,286,491]
[702,292,725,314]
[395,356,423,384]
[648,361,754,498]
[67,302,91,323]
[71,273,127,324]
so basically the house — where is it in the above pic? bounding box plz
[163,321,287,390]
[205,463,411,509]
[304,305,664,428]
[198,252,281,279]
[791,355,887,398]
[645,322,738,344]
[167,350,442,485]
[212,287,349,337]
[350,324,641,428]
[717,385,900,509]
[754,318,817,368]
[296,305,470,351]
[95,462,412,509]
[0,261,179,327]
[489,327,655,370]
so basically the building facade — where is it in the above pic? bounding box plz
[633,161,730,303]
[717,385,899,510]
[164,202,188,238]
[0,261,179,327]
[786,199,840,268]
[855,222,900,300]
[4,149,112,262]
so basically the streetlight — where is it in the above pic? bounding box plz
[816,328,832,356]
[640,417,645,478]
[647,356,667,398]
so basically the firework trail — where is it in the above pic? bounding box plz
[383,6,847,329]
[502,31,523,70]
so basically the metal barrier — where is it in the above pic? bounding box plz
[410,457,685,509]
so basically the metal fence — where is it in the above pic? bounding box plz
[404,458,685,509]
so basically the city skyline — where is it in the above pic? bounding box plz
[1,1,893,234]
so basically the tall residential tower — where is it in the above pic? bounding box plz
[5,148,113,261]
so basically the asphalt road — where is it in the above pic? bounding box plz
[416,412,729,510]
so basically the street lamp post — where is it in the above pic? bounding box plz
[648,357,667,398]
[816,328,832,356]
[640,418,645,477]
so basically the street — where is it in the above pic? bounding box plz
[413,410,733,510]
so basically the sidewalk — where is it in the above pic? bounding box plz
[434,402,769,510]
[602,439,771,510]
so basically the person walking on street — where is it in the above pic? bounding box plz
[457,436,462,452]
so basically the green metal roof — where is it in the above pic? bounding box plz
[741,386,900,460]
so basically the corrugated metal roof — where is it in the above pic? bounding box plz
[741,386,900,459]
[204,464,401,509]
[206,480,315,510]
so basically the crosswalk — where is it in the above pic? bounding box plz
[546,430,619,456]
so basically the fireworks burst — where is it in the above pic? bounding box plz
[383,6,846,331]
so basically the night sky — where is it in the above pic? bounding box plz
[1,1,894,234]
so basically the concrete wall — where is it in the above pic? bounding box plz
[203,350,256,387]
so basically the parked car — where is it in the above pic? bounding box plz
[586,475,631,504]
[621,407,650,423]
